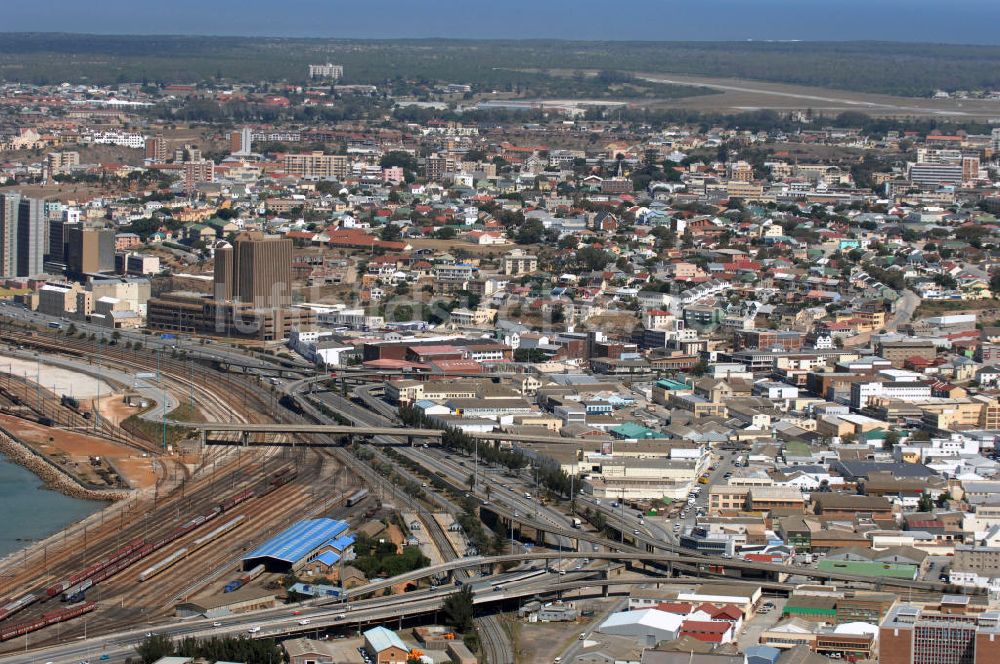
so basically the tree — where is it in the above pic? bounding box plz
[435,225,458,239]
[882,430,900,451]
[515,219,545,245]
[380,150,418,172]
[443,585,475,633]
[688,360,708,377]
[917,492,934,513]
[576,246,611,271]
[514,348,547,363]
[990,272,1000,295]
[380,224,403,241]
[135,634,174,664]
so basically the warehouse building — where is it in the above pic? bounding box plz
[174,586,277,618]
[241,518,350,573]
[599,608,684,646]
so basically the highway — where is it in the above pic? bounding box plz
[1,540,953,664]
[0,302,313,375]
[283,384,517,664]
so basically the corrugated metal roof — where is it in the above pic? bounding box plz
[242,518,348,564]
[314,551,340,567]
[328,534,355,552]
[364,626,408,653]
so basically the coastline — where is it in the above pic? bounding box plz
[0,427,133,502]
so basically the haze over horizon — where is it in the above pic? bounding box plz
[5,0,1000,45]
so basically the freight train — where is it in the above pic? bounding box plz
[0,594,38,623]
[33,470,291,605]
[0,602,95,642]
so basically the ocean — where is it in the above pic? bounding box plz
[0,456,105,558]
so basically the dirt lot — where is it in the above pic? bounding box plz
[0,413,157,489]
[514,596,624,664]
[0,354,114,399]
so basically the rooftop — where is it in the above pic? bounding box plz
[242,518,349,565]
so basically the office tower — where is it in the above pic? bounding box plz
[48,220,68,265]
[213,231,293,308]
[65,225,115,274]
[16,197,45,277]
[230,128,252,156]
[47,208,81,266]
[0,193,20,277]
[213,240,235,301]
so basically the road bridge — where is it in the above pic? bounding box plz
[190,422,444,446]
[338,549,955,600]
[192,420,591,447]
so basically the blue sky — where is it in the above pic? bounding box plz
[4,0,1000,44]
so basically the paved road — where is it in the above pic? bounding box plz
[0,302,312,373]
[887,289,920,332]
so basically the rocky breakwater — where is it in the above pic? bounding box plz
[0,427,132,502]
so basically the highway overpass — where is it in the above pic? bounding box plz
[192,421,592,446]
[337,550,954,600]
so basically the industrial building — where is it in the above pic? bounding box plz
[174,586,277,619]
[598,608,685,646]
[241,518,351,573]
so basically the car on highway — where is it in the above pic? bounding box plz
[298,618,311,625]
[248,626,261,634]
[213,621,222,627]
[335,613,347,620]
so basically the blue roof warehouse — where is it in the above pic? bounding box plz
[242,518,351,573]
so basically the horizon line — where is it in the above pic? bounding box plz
[0,31,998,48]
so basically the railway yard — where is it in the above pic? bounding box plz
[0,320,355,655]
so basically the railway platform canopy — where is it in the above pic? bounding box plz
[242,518,349,573]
